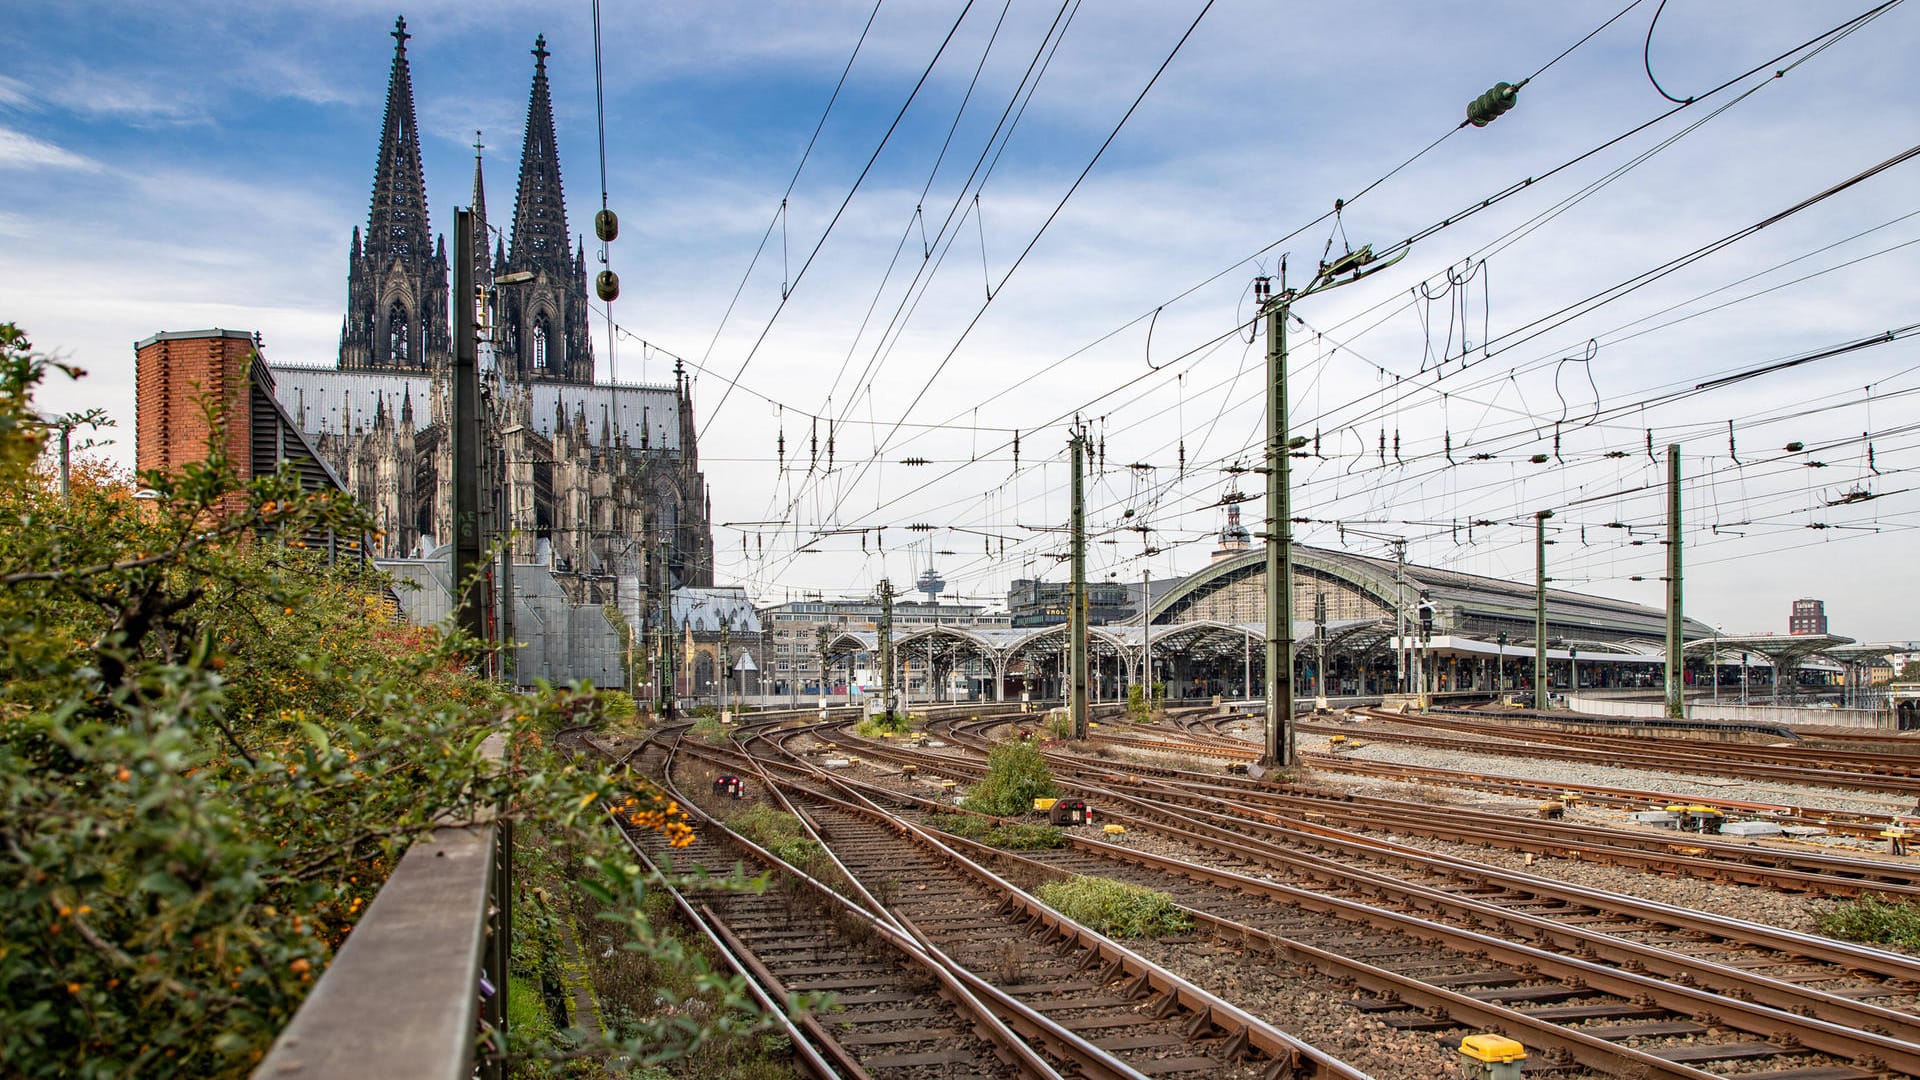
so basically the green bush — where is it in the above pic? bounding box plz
[932,811,1065,850]
[1816,894,1920,950]
[0,323,774,1077]
[1035,876,1192,938]
[962,740,1060,817]
[855,710,917,737]
[599,689,638,720]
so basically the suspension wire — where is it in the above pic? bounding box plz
[694,0,887,373]
[706,0,982,428]
[590,0,616,382]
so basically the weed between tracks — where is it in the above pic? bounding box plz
[515,817,797,1079]
[928,809,1067,850]
[727,804,825,869]
[1816,894,1920,951]
[1034,876,1193,939]
[961,741,1061,817]
[854,712,919,737]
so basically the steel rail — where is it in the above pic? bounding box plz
[1323,714,1920,794]
[823,718,1920,1073]
[634,729,1084,1080]
[692,725,1374,1079]
[810,727,1920,1047]
[747,727,1738,1078]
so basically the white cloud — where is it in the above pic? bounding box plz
[38,68,208,123]
[0,126,99,171]
[0,75,28,109]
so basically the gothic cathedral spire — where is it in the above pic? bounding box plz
[471,131,492,286]
[496,34,594,383]
[369,17,430,266]
[509,35,568,273]
[339,15,451,374]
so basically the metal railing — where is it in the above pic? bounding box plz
[254,736,510,1080]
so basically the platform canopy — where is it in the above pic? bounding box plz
[1684,632,1855,671]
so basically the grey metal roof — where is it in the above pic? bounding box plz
[268,365,683,449]
[672,587,762,634]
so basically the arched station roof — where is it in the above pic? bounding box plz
[1151,544,1715,646]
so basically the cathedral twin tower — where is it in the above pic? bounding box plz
[273,15,713,590]
[340,16,593,384]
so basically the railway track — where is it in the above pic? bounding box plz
[583,722,1368,1079]
[1311,711,1920,798]
[566,708,1920,1077]
[993,730,1920,897]
[1136,711,1919,839]
[803,716,1920,1077]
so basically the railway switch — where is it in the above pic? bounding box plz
[1458,1034,1526,1080]
[712,776,745,799]
[1048,799,1091,827]
[1883,827,1910,856]
[1537,801,1565,819]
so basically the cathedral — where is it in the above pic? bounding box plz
[268,17,714,602]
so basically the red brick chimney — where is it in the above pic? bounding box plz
[134,329,258,480]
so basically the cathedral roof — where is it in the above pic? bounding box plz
[673,587,763,634]
[268,365,685,450]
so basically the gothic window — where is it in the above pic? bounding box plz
[533,316,549,370]
[504,314,520,358]
[387,303,410,363]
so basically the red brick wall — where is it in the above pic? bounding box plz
[134,331,256,482]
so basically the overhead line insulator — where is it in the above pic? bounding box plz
[1466,79,1525,127]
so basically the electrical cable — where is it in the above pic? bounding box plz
[706,0,981,427]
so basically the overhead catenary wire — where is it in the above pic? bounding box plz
[701,5,1917,612]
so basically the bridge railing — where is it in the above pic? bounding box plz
[253,735,509,1080]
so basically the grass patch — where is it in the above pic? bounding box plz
[962,740,1060,817]
[1816,894,1920,950]
[728,803,824,868]
[506,973,559,1047]
[689,716,731,744]
[932,811,1066,850]
[1035,876,1192,938]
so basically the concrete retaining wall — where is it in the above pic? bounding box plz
[1568,693,1890,730]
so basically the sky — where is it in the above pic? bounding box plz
[6,1,1920,641]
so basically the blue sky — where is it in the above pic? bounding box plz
[7,1,1920,640]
